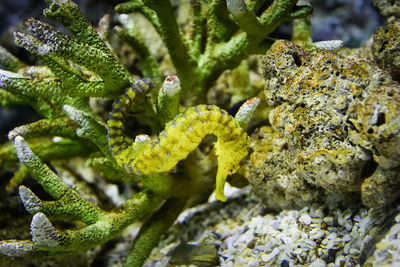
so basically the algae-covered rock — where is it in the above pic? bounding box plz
[372,18,400,81]
[263,40,389,193]
[373,0,400,17]
[250,39,400,209]
[361,166,400,209]
[245,126,322,209]
[337,39,374,62]
[350,83,400,168]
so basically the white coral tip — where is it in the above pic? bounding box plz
[0,240,34,257]
[14,136,36,165]
[19,185,41,214]
[31,213,61,248]
[235,97,260,129]
[162,75,181,96]
[227,0,247,17]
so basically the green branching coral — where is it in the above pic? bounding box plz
[0,0,310,265]
[2,136,161,257]
[115,0,312,104]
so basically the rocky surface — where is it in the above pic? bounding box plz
[246,39,400,209]
[373,0,400,17]
[244,126,322,210]
[372,18,400,81]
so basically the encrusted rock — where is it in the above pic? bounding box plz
[337,42,374,62]
[361,166,400,208]
[262,40,388,193]
[250,40,400,208]
[372,18,400,81]
[373,0,400,17]
[245,126,321,209]
[350,83,400,168]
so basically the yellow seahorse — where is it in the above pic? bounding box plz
[107,79,250,201]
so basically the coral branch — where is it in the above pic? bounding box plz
[0,88,25,106]
[206,0,238,43]
[187,0,206,58]
[259,1,313,32]
[157,75,181,126]
[114,26,161,78]
[0,138,94,171]
[15,16,131,97]
[227,0,266,36]
[43,0,110,54]
[6,166,29,191]
[125,198,187,267]
[235,97,261,130]
[63,105,111,159]
[1,189,162,256]
[140,0,193,75]
[0,67,60,97]
[0,68,88,117]
[0,240,36,257]
[8,117,78,141]
[14,136,102,220]
[0,137,164,256]
[0,46,26,72]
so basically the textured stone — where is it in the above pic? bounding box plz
[372,18,400,82]
[244,126,321,209]
[350,83,400,168]
[373,0,400,17]
[361,166,400,208]
[249,39,400,208]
